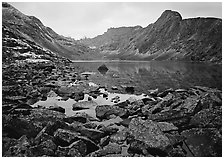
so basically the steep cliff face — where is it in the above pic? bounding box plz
[80,10,222,63]
[2,2,95,60]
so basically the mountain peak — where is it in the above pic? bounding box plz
[155,10,182,27]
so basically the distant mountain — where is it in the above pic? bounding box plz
[2,2,98,60]
[80,10,222,63]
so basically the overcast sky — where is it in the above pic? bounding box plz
[9,2,222,40]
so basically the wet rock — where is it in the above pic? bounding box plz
[72,101,98,111]
[125,86,135,94]
[48,105,65,113]
[53,129,80,146]
[181,128,222,157]
[128,117,171,151]
[98,64,109,75]
[95,105,128,120]
[111,86,118,90]
[111,95,120,103]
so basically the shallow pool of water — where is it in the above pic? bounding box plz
[32,88,148,117]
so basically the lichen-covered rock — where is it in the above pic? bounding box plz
[128,117,171,151]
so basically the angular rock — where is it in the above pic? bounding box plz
[128,117,171,151]
[189,107,222,128]
[54,129,80,146]
[4,135,33,157]
[69,91,84,101]
[157,122,178,132]
[181,128,222,157]
[95,105,128,120]
[89,143,122,157]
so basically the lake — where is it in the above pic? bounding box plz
[72,60,222,93]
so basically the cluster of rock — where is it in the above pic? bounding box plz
[3,68,222,157]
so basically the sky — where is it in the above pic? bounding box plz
[9,2,222,40]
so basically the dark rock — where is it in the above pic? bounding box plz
[111,95,120,103]
[95,105,128,120]
[53,129,80,146]
[76,136,100,154]
[98,64,109,75]
[4,135,33,157]
[77,127,104,142]
[181,128,222,157]
[72,101,97,111]
[69,91,84,101]
[3,114,40,139]
[48,105,65,113]
[83,122,98,129]
[55,140,87,156]
[168,146,186,157]
[98,125,119,136]
[111,86,118,90]
[125,86,135,94]
[30,139,57,156]
[100,136,110,147]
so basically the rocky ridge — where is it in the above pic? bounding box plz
[80,10,222,63]
[2,2,99,60]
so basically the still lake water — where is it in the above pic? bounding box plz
[72,60,222,91]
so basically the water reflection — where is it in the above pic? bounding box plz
[72,61,222,91]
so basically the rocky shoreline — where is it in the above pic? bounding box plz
[2,60,222,157]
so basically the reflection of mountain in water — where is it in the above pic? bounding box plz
[106,61,221,90]
[72,61,221,91]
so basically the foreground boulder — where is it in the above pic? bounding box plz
[128,117,171,152]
